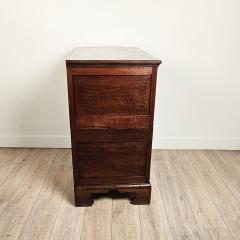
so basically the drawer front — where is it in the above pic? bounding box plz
[73,128,147,143]
[73,75,151,115]
[76,142,146,178]
[75,115,149,129]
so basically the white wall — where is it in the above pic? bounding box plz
[0,0,240,149]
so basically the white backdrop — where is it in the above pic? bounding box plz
[0,0,240,149]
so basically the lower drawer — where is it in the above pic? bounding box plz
[76,142,146,178]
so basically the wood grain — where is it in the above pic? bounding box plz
[206,150,240,201]
[0,149,39,204]
[168,150,234,240]
[0,148,17,215]
[50,176,85,240]
[188,150,240,239]
[76,142,146,178]
[73,75,151,115]
[0,149,58,240]
[0,148,16,185]
[73,128,147,143]
[138,166,173,240]
[112,199,142,240]
[51,149,72,171]
[69,66,152,75]
[18,171,69,240]
[80,198,112,240]
[75,115,149,129]
[153,150,204,239]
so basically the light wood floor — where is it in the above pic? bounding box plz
[0,149,240,240]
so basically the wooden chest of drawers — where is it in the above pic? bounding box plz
[66,47,161,206]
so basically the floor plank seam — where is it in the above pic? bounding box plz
[0,149,39,189]
[17,150,58,240]
[186,150,236,240]
[110,199,113,240]
[79,204,87,240]
[48,172,71,240]
[213,151,240,204]
[166,150,206,240]
[0,149,40,223]
[152,165,174,240]
[137,205,144,240]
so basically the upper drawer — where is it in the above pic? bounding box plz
[73,75,151,115]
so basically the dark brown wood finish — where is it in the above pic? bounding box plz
[66,47,161,206]
[76,142,147,178]
[73,128,147,143]
[73,75,151,115]
[75,115,150,129]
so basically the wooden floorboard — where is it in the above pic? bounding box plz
[81,198,112,240]
[50,175,85,240]
[187,150,240,239]
[153,150,204,240]
[138,166,173,240]
[208,150,240,201]
[0,149,39,202]
[0,148,239,240]
[0,149,59,240]
[168,150,234,240]
[18,170,69,240]
[112,198,142,240]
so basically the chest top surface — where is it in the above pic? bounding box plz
[66,47,161,65]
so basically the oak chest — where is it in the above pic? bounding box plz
[66,47,161,206]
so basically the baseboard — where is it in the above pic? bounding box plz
[152,137,240,150]
[0,135,239,150]
[0,135,71,148]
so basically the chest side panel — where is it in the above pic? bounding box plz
[73,75,151,115]
[67,66,156,184]
[76,142,147,178]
